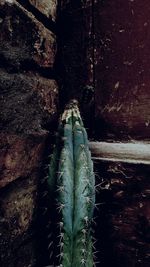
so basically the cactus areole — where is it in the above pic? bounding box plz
[48,100,95,267]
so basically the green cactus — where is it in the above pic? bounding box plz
[48,100,95,267]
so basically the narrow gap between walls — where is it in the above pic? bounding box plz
[92,0,96,138]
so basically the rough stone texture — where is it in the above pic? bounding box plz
[29,0,57,21]
[94,0,150,140]
[0,133,46,188]
[0,1,58,266]
[95,162,150,267]
[0,0,56,69]
[0,70,58,134]
[0,174,38,267]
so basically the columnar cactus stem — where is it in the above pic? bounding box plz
[48,100,95,266]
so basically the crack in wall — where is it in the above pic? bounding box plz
[16,0,57,34]
[0,58,57,79]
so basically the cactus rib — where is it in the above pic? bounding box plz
[48,100,95,266]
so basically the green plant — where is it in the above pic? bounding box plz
[48,100,95,266]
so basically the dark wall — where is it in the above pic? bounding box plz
[94,0,150,140]
[0,1,58,266]
[58,0,95,133]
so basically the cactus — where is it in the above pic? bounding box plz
[47,100,95,267]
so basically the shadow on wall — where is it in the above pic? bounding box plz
[56,0,95,138]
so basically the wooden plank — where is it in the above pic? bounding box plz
[89,141,150,164]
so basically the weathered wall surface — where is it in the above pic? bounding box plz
[60,0,150,140]
[28,0,57,21]
[95,162,150,267]
[0,1,58,266]
[94,0,150,140]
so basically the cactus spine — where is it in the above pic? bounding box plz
[48,100,95,266]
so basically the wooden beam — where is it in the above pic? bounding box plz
[89,142,150,165]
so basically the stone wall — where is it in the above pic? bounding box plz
[0,1,58,266]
